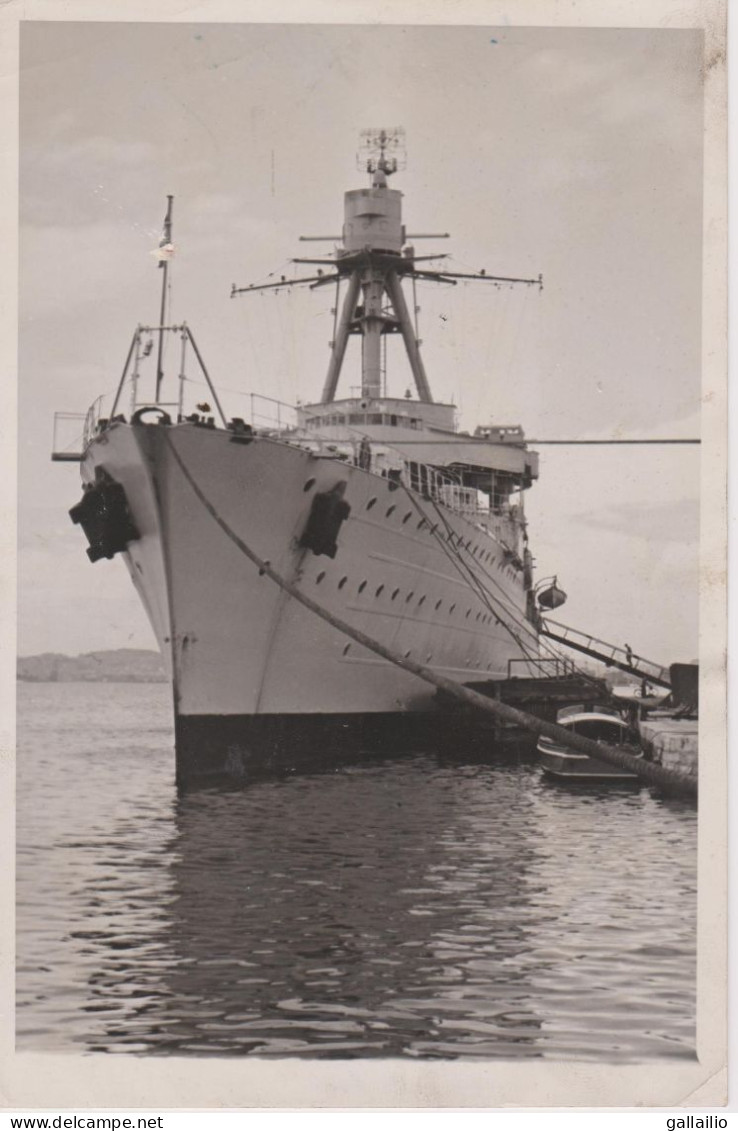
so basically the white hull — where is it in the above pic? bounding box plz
[82,421,539,729]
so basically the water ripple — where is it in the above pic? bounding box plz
[17,682,696,1059]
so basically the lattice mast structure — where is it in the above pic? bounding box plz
[232,128,541,404]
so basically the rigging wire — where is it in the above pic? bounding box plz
[398,483,540,663]
[398,480,605,688]
[426,498,605,681]
[425,504,540,662]
[444,526,608,687]
[504,284,531,386]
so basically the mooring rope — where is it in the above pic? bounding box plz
[161,431,697,800]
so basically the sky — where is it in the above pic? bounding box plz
[19,21,703,663]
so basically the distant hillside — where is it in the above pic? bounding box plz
[17,649,167,683]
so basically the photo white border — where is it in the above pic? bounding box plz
[0,0,727,1110]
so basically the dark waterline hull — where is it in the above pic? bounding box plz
[174,710,522,787]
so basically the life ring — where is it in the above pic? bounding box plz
[132,407,172,426]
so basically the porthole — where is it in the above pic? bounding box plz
[426,652,433,662]
[386,504,396,517]
[303,477,316,492]
[449,603,456,614]
[366,497,377,511]
[391,588,400,601]
[405,591,415,603]
[338,576,347,589]
[316,571,325,584]
[358,580,367,594]
[402,512,412,524]
[342,643,351,656]
[465,609,471,619]
[435,599,443,611]
[375,584,385,597]
[404,649,412,659]
[418,595,426,607]
[416,518,426,530]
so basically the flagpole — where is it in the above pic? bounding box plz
[155,195,174,402]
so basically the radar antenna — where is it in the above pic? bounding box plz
[357,127,406,176]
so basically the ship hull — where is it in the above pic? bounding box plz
[81,420,539,783]
[174,710,479,785]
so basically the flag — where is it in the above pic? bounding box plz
[151,195,174,265]
[152,240,175,265]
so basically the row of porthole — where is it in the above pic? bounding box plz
[364,493,512,573]
[364,493,502,565]
[341,640,499,671]
[303,475,516,575]
[314,569,501,626]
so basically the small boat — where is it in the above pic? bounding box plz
[537,708,641,782]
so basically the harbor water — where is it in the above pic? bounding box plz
[17,681,696,1060]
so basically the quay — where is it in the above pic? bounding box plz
[639,718,699,781]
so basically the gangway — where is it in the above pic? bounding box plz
[540,618,671,689]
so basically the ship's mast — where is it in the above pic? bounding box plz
[155,195,174,402]
[320,128,433,402]
[232,129,542,403]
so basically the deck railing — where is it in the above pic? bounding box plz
[254,405,521,528]
[541,618,671,687]
[55,381,521,533]
[507,656,579,680]
[51,412,87,462]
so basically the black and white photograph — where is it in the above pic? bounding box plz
[5,0,727,1112]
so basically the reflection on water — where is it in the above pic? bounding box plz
[17,682,696,1059]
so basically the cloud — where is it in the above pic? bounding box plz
[31,134,158,171]
[573,498,699,543]
[21,135,162,223]
[21,220,154,318]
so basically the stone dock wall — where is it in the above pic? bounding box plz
[638,719,698,780]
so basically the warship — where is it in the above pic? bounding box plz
[61,129,555,783]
